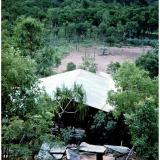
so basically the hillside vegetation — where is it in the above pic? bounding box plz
[2,0,158,159]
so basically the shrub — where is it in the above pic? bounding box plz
[107,62,121,75]
[60,127,85,144]
[67,62,76,71]
[80,54,97,73]
[60,127,73,144]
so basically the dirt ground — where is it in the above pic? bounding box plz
[54,45,151,73]
[80,154,115,160]
[80,154,138,160]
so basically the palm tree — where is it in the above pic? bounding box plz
[53,83,86,131]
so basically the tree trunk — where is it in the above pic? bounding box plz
[58,114,62,133]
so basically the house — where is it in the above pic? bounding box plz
[39,69,116,112]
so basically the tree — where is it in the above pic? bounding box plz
[2,46,37,118]
[108,62,158,159]
[14,17,44,57]
[135,49,158,78]
[35,47,55,77]
[108,62,158,117]
[2,20,13,45]
[54,84,86,131]
[2,46,55,158]
[75,22,90,38]
[66,23,76,41]
[47,8,59,29]
[2,93,55,159]
[125,21,139,38]
[125,99,158,160]
[82,0,90,9]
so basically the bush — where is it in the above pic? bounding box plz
[80,54,97,73]
[60,127,73,144]
[127,38,141,45]
[60,127,85,144]
[67,62,76,71]
[107,62,121,75]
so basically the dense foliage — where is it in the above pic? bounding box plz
[108,62,158,159]
[2,46,55,158]
[136,49,158,78]
[14,17,44,57]
[91,111,117,144]
[106,62,121,75]
[2,0,158,45]
[2,0,158,159]
[54,84,86,123]
[35,47,55,76]
[125,99,158,160]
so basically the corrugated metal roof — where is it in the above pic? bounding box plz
[104,145,130,154]
[37,143,54,160]
[39,69,116,112]
[79,142,106,153]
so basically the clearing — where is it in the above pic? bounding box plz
[54,45,151,73]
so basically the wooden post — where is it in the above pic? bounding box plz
[121,140,123,146]
[126,145,134,160]
[96,153,103,160]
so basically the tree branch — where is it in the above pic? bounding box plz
[55,99,64,112]
[19,134,25,144]
[64,110,78,114]
[64,98,73,111]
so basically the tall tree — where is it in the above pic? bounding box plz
[125,99,158,160]
[2,46,55,159]
[35,47,55,77]
[108,62,158,117]
[108,62,158,159]
[14,17,44,57]
[2,46,37,118]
